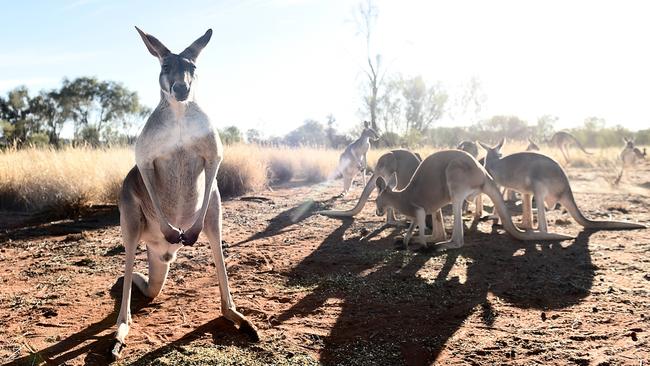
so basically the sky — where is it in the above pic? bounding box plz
[2,0,650,138]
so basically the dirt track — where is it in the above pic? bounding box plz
[1,165,649,365]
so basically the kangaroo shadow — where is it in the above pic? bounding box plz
[236,196,340,246]
[3,278,153,366]
[0,205,120,244]
[277,221,595,365]
[122,317,248,366]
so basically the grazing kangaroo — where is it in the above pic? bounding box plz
[336,121,379,195]
[548,131,592,164]
[374,150,572,250]
[319,149,422,224]
[480,139,646,232]
[112,27,258,359]
[615,137,646,184]
[526,137,540,151]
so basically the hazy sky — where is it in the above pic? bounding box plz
[2,0,650,137]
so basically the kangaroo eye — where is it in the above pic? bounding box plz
[162,64,170,72]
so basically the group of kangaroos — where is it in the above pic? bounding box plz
[109,28,646,359]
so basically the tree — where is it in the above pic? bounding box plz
[59,77,148,146]
[354,0,384,130]
[284,119,327,147]
[454,76,486,123]
[533,115,557,141]
[220,126,243,144]
[400,75,448,133]
[246,128,262,144]
[377,76,402,134]
[28,90,72,147]
[0,87,33,144]
[325,114,349,148]
[478,115,529,142]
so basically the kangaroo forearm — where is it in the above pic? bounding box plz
[195,162,219,225]
[139,167,171,225]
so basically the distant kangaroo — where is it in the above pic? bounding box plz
[336,121,380,195]
[456,140,479,159]
[548,131,592,164]
[615,137,646,184]
[480,139,645,232]
[526,137,540,151]
[112,27,258,359]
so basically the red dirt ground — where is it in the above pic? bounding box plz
[1,166,649,365]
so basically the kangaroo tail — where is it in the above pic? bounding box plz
[318,173,378,217]
[569,134,593,155]
[560,189,645,230]
[482,178,573,241]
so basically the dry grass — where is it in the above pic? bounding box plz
[0,141,632,213]
[0,146,132,213]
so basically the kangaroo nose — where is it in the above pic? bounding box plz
[172,83,189,100]
[172,83,188,95]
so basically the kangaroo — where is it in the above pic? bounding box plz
[336,121,380,195]
[615,137,646,184]
[374,150,572,250]
[319,149,421,224]
[480,139,646,232]
[112,27,258,359]
[547,131,592,164]
[526,137,540,151]
[457,140,479,159]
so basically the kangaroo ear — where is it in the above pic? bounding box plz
[478,141,491,151]
[496,137,505,150]
[135,27,170,59]
[180,29,213,61]
[376,176,387,191]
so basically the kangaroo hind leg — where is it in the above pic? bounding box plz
[204,189,260,341]
[112,193,144,359]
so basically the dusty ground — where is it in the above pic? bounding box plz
[1,164,649,366]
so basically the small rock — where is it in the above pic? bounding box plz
[592,307,598,313]
[541,312,547,321]
[630,332,638,341]
[359,227,369,236]
[62,232,85,242]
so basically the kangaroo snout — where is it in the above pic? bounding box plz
[172,82,189,101]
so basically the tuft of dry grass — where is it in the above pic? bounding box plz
[0,146,133,213]
[218,144,269,197]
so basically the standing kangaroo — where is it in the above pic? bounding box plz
[480,139,646,232]
[374,150,572,250]
[336,121,379,195]
[112,27,258,359]
[547,131,592,164]
[615,137,646,184]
